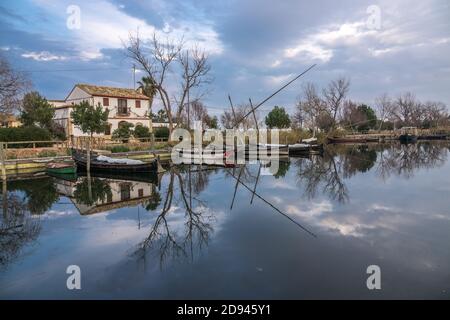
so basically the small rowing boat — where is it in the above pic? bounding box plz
[46,161,77,174]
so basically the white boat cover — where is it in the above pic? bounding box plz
[96,155,144,165]
[289,143,310,149]
[256,143,288,148]
[302,138,318,143]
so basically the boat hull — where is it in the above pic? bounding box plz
[73,152,157,173]
[327,137,378,144]
[399,134,418,143]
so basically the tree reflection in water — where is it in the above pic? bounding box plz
[134,166,216,268]
[73,177,113,206]
[376,142,448,180]
[0,180,42,268]
[294,142,449,202]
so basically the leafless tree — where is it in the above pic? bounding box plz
[294,82,326,134]
[322,77,350,124]
[375,93,396,131]
[125,32,212,136]
[422,101,448,128]
[0,56,30,116]
[393,92,421,127]
[220,103,254,129]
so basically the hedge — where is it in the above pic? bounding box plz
[0,126,53,147]
[154,127,169,139]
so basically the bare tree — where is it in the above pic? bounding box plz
[375,93,396,131]
[220,103,254,129]
[294,82,326,134]
[125,32,211,136]
[422,101,448,128]
[393,92,420,127]
[0,56,30,116]
[323,77,350,124]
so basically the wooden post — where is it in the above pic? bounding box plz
[0,142,6,180]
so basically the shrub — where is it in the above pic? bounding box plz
[133,124,151,140]
[154,127,169,139]
[0,126,52,147]
[38,150,57,158]
[109,145,130,153]
[112,123,134,142]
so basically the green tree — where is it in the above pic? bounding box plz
[20,91,55,129]
[265,106,291,129]
[137,76,158,103]
[71,101,109,172]
[151,109,169,122]
[205,115,218,129]
[356,104,377,131]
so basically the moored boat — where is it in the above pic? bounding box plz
[46,161,77,174]
[327,136,379,144]
[288,143,323,155]
[417,134,448,140]
[399,134,418,143]
[73,150,158,173]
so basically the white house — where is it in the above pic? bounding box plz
[49,83,152,137]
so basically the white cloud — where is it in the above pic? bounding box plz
[31,0,224,61]
[21,51,68,61]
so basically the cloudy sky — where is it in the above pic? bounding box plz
[1,0,449,117]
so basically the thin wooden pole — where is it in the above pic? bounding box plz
[0,142,6,181]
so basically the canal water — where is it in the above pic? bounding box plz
[1,142,450,299]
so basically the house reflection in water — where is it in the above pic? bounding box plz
[54,176,157,215]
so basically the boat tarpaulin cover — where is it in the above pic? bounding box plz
[96,155,144,165]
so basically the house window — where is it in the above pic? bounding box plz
[118,99,128,115]
[138,189,144,197]
[103,97,109,106]
[120,183,131,201]
[135,100,141,108]
[104,124,112,135]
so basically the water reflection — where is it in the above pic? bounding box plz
[294,142,449,202]
[134,167,216,268]
[1,141,450,298]
[0,180,41,268]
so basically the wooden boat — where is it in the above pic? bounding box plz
[417,134,448,140]
[73,151,157,173]
[288,143,323,155]
[46,161,77,174]
[399,134,418,143]
[327,136,378,144]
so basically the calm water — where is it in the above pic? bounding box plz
[1,142,450,299]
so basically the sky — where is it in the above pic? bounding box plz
[1,0,449,118]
